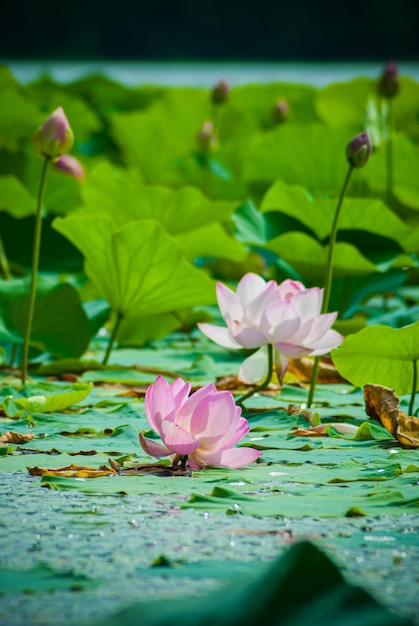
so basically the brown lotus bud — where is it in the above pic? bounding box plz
[377,61,400,99]
[345,131,372,168]
[272,99,289,123]
[211,80,230,105]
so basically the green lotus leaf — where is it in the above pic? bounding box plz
[316,78,372,129]
[242,124,360,196]
[363,134,419,210]
[0,70,41,143]
[53,215,216,318]
[80,163,237,234]
[0,276,92,358]
[265,231,378,283]
[232,82,319,128]
[175,222,246,262]
[3,382,93,418]
[331,321,419,396]
[0,175,36,218]
[260,180,410,244]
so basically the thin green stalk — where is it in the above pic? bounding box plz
[307,164,354,408]
[9,343,18,369]
[322,164,353,315]
[21,156,50,385]
[409,359,417,417]
[307,357,321,408]
[236,344,274,408]
[0,232,12,280]
[102,312,123,365]
[386,98,394,197]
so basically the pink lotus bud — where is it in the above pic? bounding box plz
[211,80,230,105]
[53,155,85,181]
[377,61,400,99]
[345,131,372,168]
[196,119,217,152]
[34,107,74,159]
[272,99,289,123]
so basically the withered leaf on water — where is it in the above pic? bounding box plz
[27,464,117,478]
[0,431,34,445]
[364,383,419,448]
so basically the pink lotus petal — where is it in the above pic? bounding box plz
[238,347,269,384]
[170,378,192,407]
[274,342,311,359]
[306,329,343,355]
[236,273,268,308]
[139,432,172,458]
[161,421,199,456]
[198,323,242,349]
[244,280,279,326]
[297,312,338,345]
[227,320,267,348]
[145,376,176,432]
[209,416,250,451]
[275,351,289,384]
[276,279,306,300]
[176,383,218,428]
[216,282,243,322]
[194,446,262,469]
[260,301,301,343]
[189,391,240,445]
[53,155,85,181]
[291,288,323,321]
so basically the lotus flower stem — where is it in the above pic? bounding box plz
[386,98,394,196]
[103,312,123,365]
[236,343,274,407]
[0,232,12,280]
[21,156,50,385]
[323,164,354,315]
[307,164,354,408]
[409,359,417,416]
[172,454,189,468]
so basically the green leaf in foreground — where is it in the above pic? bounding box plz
[0,563,96,594]
[3,382,93,418]
[53,216,216,318]
[331,321,419,397]
[87,541,412,626]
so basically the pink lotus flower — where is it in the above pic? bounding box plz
[198,273,343,384]
[34,107,74,159]
[53,155,85,181]
[139,376,262,469]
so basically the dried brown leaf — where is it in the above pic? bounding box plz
[0,431,34,444]
[27,463,117,478]
[287,357,346,384]
[364,383,419,448]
